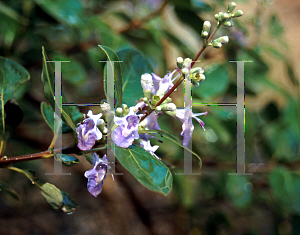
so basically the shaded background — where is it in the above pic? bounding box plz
[1,0,300,234]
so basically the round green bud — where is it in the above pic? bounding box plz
[155,106,162,111]
[214,14,219,20]
[212,41,222,48]
[218,12,224,21]
[223,13,231,20]
[181,68,189,75]
[161,103,176,111]
[201,31,208,38]
[227,2,236,13]
[116,107,123,117]
[232,10,243,18]
[223,21,233,27]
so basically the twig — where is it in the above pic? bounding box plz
[140,23,221,122]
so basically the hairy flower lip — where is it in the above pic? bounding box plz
[84,153,107,197]
[112,108,140,148]
[77,110,103,151]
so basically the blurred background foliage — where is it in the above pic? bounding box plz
[0,0,300,234]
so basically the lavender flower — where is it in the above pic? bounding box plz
[139,112,161,141]
[112,108,140,148]
[84,153,107,197]
[77,110,103,151]
[175,105,207,147]
[152,71,176,97]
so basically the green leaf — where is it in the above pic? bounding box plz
[116,48,153,107]
[0,56,30,154]
[41,46,76,131]
[7,166,78,213]
[0,181,19,200]
[145,129,202,168]
[51,53,87,85]
[269,167,300,214]
[40,183,63,210]
[61,106,83,134]
[0,2,22,48]
[61,191,79,214]
[33,0,84,26]
[193,64,229,99]
[99,45,123,108]
[174,7,204,36]
[41,101,54,132]
[115,144,172,195]
[60,154,80,166]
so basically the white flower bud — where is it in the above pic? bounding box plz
[176,57,183,63]
[141,73,153,90]
[190,67,204,74]
[176,57,184,69]
[214,14,219,20]
[183,58,192,68]
[203,21,211,29]
[155,106,162,111]
[216,36,229,44]
[100,102,111,114]
[199,74,205,81]
[201,31,208,38]
[116,107,123,117]
[181,68,189,74]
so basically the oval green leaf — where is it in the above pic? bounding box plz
[116,48,153,107]
[0,56,30,154]
[115,144,172,195]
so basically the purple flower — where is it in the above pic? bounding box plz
[112,108,140,148]
[77,110,103,151]
[151,71,176,97]
[139,112,161,141]
[175,105,207,147]
[84,153,107,197]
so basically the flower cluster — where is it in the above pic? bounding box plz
[77,1,245,196]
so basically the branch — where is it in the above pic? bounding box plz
[140,23,221,122]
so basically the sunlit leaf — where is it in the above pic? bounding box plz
[34,0,84,26]
[99,45,123,108]
[145,129,202,168]
[41,46,76,131]
[115,144,172,195]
